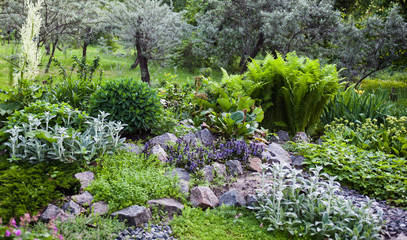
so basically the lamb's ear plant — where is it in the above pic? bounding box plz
[250,162,384,239]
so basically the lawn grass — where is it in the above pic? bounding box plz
[0,43,223,90]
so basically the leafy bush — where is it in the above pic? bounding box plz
[49,56,103,110]
[324,117,407,157]
[154,139,264,173]
[251,162,383,239]
[286,141,407,206]
[87,152,182,212]
[321,87,393,125]
[3,101,125,165]
[246,52,339,134]
[170,206,297,240]
[89,79,162,134]
[0,159,80,221]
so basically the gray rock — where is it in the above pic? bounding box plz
[40,204,73,222]
[293,132,310,143]
[179,180,190,194]
[212,162,226,177]
[62,200,83,215]
[203,165,214,182]
[190,186,219,209]
[277,130,290,142]
[91,201,109,215]
[111,205,152,226]
[124,143,143,154]
[291,155,305,170]
[172,168,191,182]
[246,194,258,207]
[148,133,178,148]
[195,129,216,146]
[150,145,168,162]
[226,160,244,177]
[72,191,94,206]
[219,189,246,207]
[74,171,95,192]
[262,143,292,164]
[182,132,197,145]
[249,157,263,173]
[148,198,184,217]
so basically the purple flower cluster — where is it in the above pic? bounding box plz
[163,139,264,173]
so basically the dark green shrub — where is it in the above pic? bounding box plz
[89,79,162,134]
[0,159,80,220]
[246,52,339,135]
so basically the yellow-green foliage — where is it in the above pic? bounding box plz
[247,52,339,134]
[361,79,407,92]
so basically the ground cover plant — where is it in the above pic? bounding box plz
[87,151,183,213]
[251,162,383,239]
[170,206,304,240]
[286,141,407,206]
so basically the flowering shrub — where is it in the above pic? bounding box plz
[324,116,407,157]
[251,162,383,239]
[146,139,264,172]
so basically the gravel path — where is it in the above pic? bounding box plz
[116,224,176,240]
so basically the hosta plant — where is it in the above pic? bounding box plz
[251,162,383,239]
[4,103,125,165]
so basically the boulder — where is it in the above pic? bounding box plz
[246,194,258,207]
[248,157,263,173]
[62,200,83,215]
[150,145,168,162]
[182,132,197,145]
[172,168,191,182]
[111,205,152,226]
[74,171,95,192]
[262,143,292,164]
[148,133,178,148]
[226,160,244,177]
[277,130,290,142]
[124,143,143,154]
[40,204,73,222]
[203,165,214,182]
[190,186,219,209]
[219,189,246,207]
[195,129,216,146]
[91,201,109,215]
[212,162,226,177]
[293,132,310,143]
[179,180,190,195]
[291,155,305,170]
[72,191,94,206]
[148,198,184,217]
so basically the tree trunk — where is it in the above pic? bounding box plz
[45,38,58,73]
[45,42,50,55]
[82,27,92,61]
[131,55,140,69]
[239,32,264,74]
[135,37,150,83]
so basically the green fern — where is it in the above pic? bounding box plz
[247,52,339,135]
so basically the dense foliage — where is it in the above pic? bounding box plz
[87,152,182,212]
[89,79,162,134]
[247,52,339,134]
[252,162,383,239]
[286,141,407,206]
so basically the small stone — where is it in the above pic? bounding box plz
[111,205,152,226]
[91,201,109,215]
[40,204,73,222]
[291,155,305,170]
[273,130,290,142]
[62,200,82,215]
[219,189,246,207]
[72,191,94,206]
[148,198,184,217]
[148,133,178,148]
[246,194,258,207]
[195,129,216,146]
[150,145,168,162]
[293,132,310,143]
[190,186,219,209]
[124,143,143,154]
[74,171,95,192]
[226,160,244,177]
[212,162,226,177]
[263,143,292,164]
[248,157,262,173]
[179,180,190,194]
[172,168,191,182]
[203,165,214,182]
